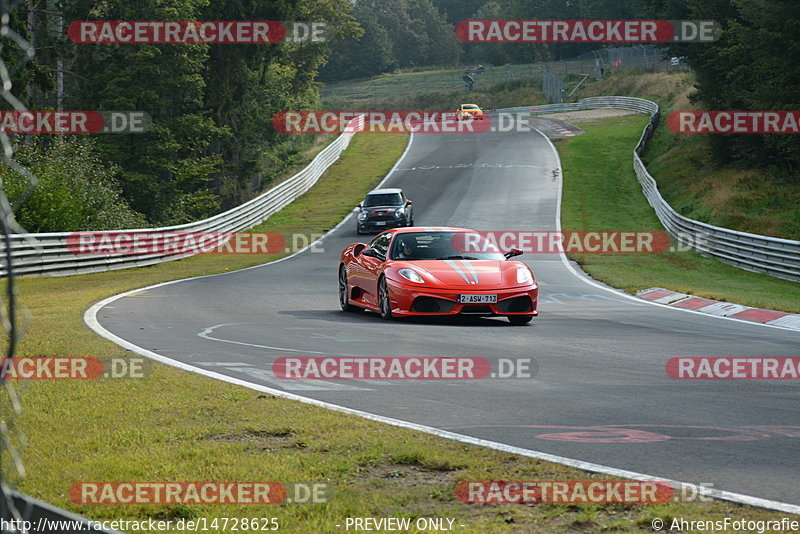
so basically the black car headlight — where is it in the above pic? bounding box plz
[394,208,404,218]
[358,211,368,221]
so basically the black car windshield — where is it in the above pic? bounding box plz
[363,193,403,207]
[462,105,479,110]
[390,232,505,261]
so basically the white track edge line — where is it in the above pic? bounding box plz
[84,130,800,515]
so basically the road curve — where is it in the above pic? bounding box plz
[91,118,800,509]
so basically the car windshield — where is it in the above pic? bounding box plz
[363,193,403,207]
[390,232,505,261]
[462,105,479,110]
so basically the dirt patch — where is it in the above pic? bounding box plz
[202,428,305,451]
[357,463,459,488]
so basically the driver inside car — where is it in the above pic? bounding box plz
[395,238,417,259]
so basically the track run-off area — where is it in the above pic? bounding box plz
[88,117,800,513]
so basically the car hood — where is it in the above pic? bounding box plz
[362,205,402,214]
[394,260,519,288]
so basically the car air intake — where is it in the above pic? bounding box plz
[411,297,455,313]
[496,296,533,313]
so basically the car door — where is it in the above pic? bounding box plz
[359,232,391,307]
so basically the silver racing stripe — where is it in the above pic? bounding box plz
[444,260,473,284]
[460,260,480,284]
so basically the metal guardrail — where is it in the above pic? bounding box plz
[0,116,365,277]
[525,96,800,282]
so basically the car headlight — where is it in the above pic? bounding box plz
[398,268,424,283]
[516,267,533,284]
[358,211,368,221]
[394,208,404,218]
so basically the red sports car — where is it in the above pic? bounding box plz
[338,227,538,325]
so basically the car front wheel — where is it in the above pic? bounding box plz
[339,265,360,312]
[378,276,393,320]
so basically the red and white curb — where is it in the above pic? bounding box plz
[637,288,800,331]
[538,118,579,137]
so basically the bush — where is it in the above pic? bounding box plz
[1,137,147,232]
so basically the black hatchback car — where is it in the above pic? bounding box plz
[356,188,414,234]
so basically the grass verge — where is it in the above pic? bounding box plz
[558,114,800,313]
[2,130,795,533]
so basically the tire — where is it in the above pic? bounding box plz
[378,276,393,320]
[407,215,414,226]
[508,315,533,325]
[339,265,359,312]
[356,225,364,235]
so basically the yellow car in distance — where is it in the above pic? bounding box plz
[456,103,485,120]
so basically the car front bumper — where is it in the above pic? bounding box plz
[358,219,407,233]
[385,279,538,318]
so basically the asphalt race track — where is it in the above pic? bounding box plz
[92,118,800,509]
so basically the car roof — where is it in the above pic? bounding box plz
[367,188,403,195]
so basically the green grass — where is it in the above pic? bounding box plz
[323,77,547,114]
[321,63,544,103]
[3,129,797,533]
[558,114,800,313]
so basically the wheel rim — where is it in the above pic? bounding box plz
[379,279,391,317]
[339,267,348,308]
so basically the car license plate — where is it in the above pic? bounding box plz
[375,221,386,226]
[459,294,497,304]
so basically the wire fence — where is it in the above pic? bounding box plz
[0,3,118,531]
[0,0,35,529]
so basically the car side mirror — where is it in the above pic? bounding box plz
[353,243,366,256]
[406,200,412,205]
[362,248,380,258]
[356,203,362,208]
[504,248,523,259]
